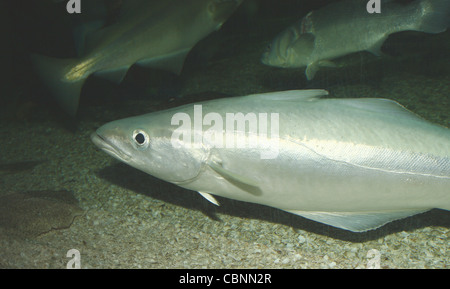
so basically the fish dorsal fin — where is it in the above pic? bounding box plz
[83,21,124,55]
[73,19,105,56]
[198,191,220,206]
[246,89,329,102]
[70,0,108,56]
[118,0,169,22]
[118,0,146,20]
[137,48,191,75]
[285,209,429,232]
[340,98,424,122]
[83,1,163,55]
[208,159,262,196]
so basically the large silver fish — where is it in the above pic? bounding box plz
[261,0,450,80]
[32,0,242,115]
[91,89,449,232]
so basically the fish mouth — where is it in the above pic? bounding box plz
[90,132,131,163]
[260,52,269,64]
[261,51,285,67]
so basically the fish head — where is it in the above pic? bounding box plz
[261,26,315,68]
[91,112,208,184]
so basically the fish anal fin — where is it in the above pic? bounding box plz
[137,48,191,75]
[95,65,130,83]
[340,98,424,121]
[367,36,388,57]
[285,209,430,232]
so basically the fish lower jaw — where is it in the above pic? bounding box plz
[100,147,131,163]
[90,133,131,163]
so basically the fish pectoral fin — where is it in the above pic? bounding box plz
[198,191,220,206]
[137,48,191,75]
[285,209,430,232]
[95,65,130,83]
[208,160,262,196]
[305,62,319,80]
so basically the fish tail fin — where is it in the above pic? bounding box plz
[415,0,450,34]
[31,54,85,116]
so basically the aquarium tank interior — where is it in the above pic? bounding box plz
[0,0,448,269]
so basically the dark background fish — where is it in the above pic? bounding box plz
[262,0,450,80]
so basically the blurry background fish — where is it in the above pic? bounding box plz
[2,0,449,121]
[29,0,243,115]
[261,0,450,80]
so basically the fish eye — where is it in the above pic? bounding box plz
[132,129,150,148]
[135,133,145,144]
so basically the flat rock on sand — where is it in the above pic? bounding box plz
[0,190,83,238]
